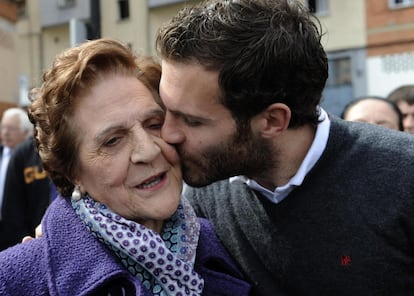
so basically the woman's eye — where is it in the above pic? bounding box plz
[148,123,162,130]
[146,118,164,130]
[104,136,120,147]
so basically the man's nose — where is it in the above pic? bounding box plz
[161,112,185,144]
[407,115,414,124]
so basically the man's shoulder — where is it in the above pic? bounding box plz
[184,179,252,203]
[330,116,414,155]
[184,180,262,220]
[13,137,37,156]
[195,217,252,295]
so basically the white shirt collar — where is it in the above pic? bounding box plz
[230,107,331,203]
[0,146,13,219]
[2,147,11,157]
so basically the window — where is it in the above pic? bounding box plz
[148,0,187,8]
[327,58,351,87]
[382,53,414,73]
[307,0,329,15]
[56,0,75,9]
[389,0,414,8]
[118,0,130,20]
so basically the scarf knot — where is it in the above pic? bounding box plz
[72,195,204,296]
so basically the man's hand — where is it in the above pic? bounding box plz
[21,224,42,243]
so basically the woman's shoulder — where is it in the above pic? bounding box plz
[196,218,240,270]
[0,238,48,294]
[195,218,251,295]
[0,237,46,272]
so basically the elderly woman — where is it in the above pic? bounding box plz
[0,39,250,296]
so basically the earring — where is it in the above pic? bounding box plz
[71,185,81,201]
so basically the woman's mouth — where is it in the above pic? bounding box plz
[136,173,166,190]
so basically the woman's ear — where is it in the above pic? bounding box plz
[257,103,291,138]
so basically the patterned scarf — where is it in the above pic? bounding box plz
[72,195,204,296]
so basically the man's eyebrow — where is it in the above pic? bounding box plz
[169,109,209,122]
[377,120,392,124]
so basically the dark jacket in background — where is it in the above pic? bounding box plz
[0,137,52,251]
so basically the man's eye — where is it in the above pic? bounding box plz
[184,117,202,127]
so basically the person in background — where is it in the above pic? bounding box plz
[387,84,414,134]
[0,108,32,223]
[0,38,250,295]
[340,96,403,131]
[156,0,414,294]
[0,135,56,251]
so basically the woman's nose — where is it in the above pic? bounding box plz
[130,130,161,164]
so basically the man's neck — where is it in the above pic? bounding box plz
[254,124,317,189]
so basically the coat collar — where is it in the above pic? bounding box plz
[42,197,139,295]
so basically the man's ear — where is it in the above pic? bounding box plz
[257,103,291,138]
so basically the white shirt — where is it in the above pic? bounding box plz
[0,146,12,220]
[230,107,331,204]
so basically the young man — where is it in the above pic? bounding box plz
[388,85,414,134]
[156,0,414,295]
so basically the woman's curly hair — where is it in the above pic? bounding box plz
[28,38,162,197]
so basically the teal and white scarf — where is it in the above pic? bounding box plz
[72,195,204,296]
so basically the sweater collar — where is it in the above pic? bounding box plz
[230,107,331,203]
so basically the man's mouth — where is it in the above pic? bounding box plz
[136,173,166,189]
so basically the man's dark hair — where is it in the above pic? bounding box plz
[388,85,414,105]
[156,0,328,128]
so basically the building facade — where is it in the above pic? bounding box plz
[5,0,414,115]
[0,0,19,108]
[366,0,414,98]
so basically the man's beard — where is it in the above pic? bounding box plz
[179,125,275,187]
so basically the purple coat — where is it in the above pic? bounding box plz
[0,197,251,295]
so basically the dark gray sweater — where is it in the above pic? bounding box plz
[185,116,414,296]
